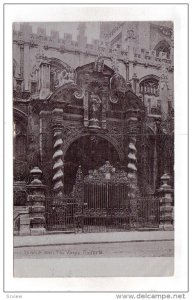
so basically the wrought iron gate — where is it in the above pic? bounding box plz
[82,169,131,232]
[45,164,160,232]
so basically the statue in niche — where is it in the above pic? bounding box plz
[89,92,101,120]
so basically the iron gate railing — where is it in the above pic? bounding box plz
[44,165,160,232]
[82,181,131,232]
[137,196,160,228]
[45,195,160,232]
[45,197,77,232]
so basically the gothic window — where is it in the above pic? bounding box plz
[154,40,171,59]
[139,78,159,97]
[139,77,160,115]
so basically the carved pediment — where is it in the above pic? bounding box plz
[76,62,114,76]
[49,82,84,103]
[76,62,114,89]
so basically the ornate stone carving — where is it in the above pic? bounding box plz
[109,68,128,104]
[106,121,124,159]
[94,53,104,73]
[73,87,85,100]
[63,122,83,137]
[160,62,168,89]
[50,82,82,103]
[158,26,173,38]
[89,92,102,128]
[84,161,129,183]
[55,68,75,88]
[83,80,103,128]
[125,29,136,41]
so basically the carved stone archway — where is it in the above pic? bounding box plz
[46,62,145,197]
[63,131,125,163]
[63,133,124,194]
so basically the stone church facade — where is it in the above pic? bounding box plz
[13,22,174,235]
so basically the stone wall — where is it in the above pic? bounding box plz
[13,22,173,106]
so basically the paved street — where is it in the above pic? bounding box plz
[14,240,174,259]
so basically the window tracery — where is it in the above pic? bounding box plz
[154,40,171,58]
[139,77,160,115]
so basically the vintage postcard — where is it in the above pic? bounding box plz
[13,20,174,277]
[3,2,189,295]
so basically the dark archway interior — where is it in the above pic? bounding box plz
[64,135,120,194]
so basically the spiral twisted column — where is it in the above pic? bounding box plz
[52,108,64,198]
[127,116,139,228]
[128,136,137,178]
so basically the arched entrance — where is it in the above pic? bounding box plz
[64,134,121,194]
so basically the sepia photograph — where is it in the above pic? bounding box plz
[12,20,175,278]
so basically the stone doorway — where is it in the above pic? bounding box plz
[64,134,121,194]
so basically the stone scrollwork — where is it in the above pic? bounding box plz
[73,87,85,99]
[109,91,119,103]
[109,72,128,104]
